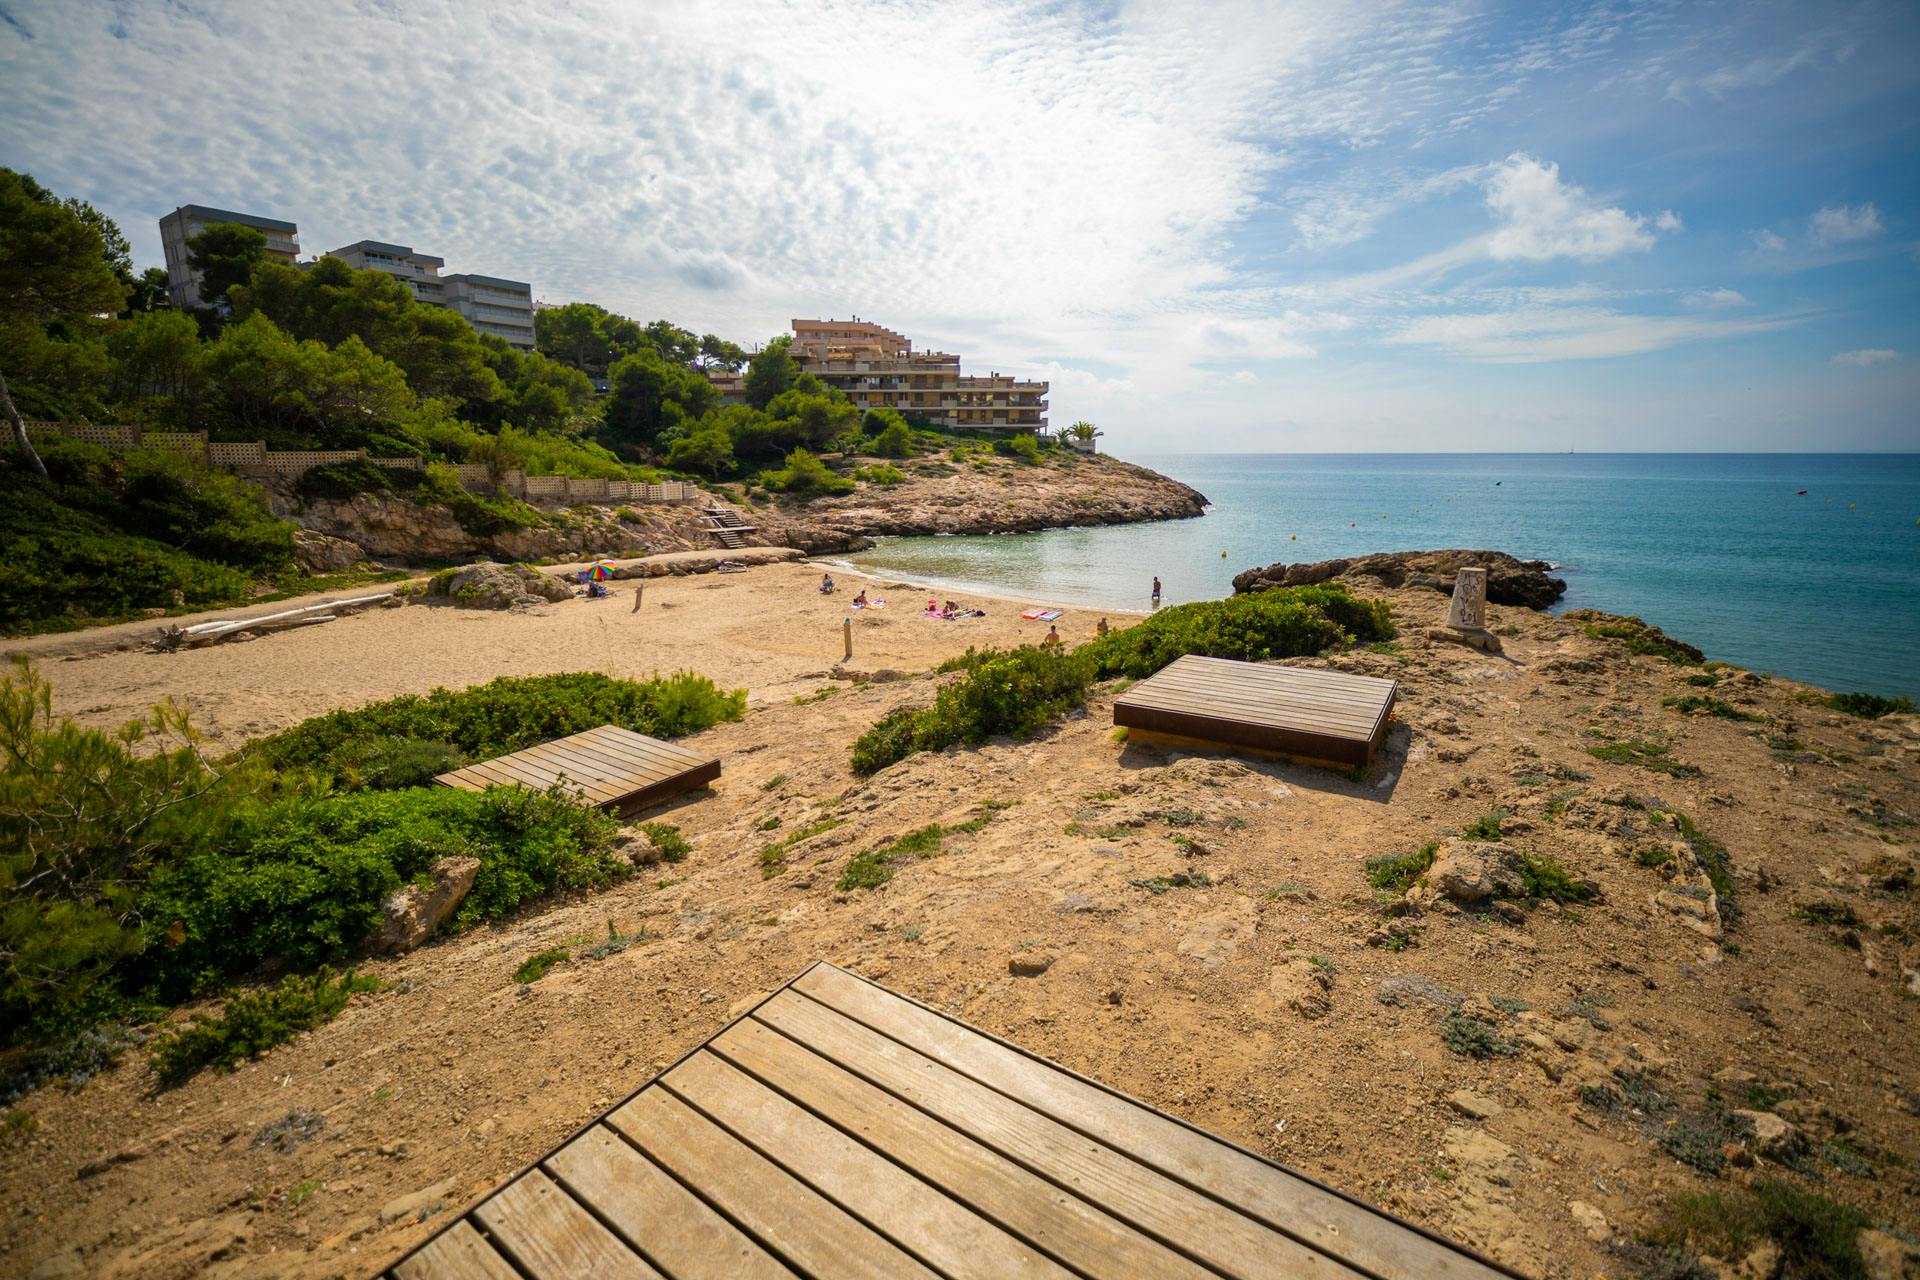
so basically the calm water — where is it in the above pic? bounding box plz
[847,454,1920,698]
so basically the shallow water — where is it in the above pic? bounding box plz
[847,453,1920,698]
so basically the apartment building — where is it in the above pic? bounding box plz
[326,240,447,306]
[158,204,300,309]
[443,274,536,350]
[788,318,1047,432]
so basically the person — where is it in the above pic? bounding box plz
[1151,576,1162,606]
[853,587,870,607]
[1096,616,1110,636]
[943,599,958,617]
[820,573,835,594]
[1041,624,1062,647]
[586,580,608,599]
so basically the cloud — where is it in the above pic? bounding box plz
[1683,288,1751,307]
[1231,369,1259,384]
[1810,203,1883,245]
[1751,229,1788,253]
[1831,348,1898,366]
[1386,306,1801,362]
[1483,154,1671,262]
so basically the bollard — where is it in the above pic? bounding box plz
[632,582,644,612]
[842,616,853,662]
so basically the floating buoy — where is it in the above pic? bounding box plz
[1221,550,1228,557]
[1290,534,1296,541]
[1849,503,1856,509]
[1795,489,1808,495]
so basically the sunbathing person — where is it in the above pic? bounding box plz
[852,588,870,607]
[1096,616,1110,636]
[1041,624,1063,647]
[820,573,835,594]
[943,600,959,617]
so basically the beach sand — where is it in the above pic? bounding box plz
[21,560,1136,752]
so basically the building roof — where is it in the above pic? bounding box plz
[444,272,531,291]
[168,204,298,234]
[330,240,446,268]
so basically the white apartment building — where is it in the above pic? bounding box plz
[158,204,300,309]
[443,274,536,350]
[326,240,447,306]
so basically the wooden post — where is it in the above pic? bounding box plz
[632,582,644,613]
[842,616,853,662]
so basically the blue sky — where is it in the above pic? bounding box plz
[2,0,1916,451]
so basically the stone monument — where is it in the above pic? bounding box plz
[1432,566,1501,652]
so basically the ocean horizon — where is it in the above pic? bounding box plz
[847,451,1920,699]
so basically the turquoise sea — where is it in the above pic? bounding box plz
[846,454,1920,699]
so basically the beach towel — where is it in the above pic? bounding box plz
[852,599,886,610]
[1033,609,1064,622]
[1021,608,1046,620]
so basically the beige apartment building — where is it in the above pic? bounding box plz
[785,318,1048,432]
[158,204,300,309]
[326,240,448,305]
[325,242,536,350]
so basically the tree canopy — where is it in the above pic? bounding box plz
[184,221,269,307]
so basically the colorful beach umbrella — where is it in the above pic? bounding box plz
[587,559,617,581]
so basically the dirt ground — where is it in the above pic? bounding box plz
[1,570,1915,1279]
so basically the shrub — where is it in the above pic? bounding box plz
[638,823,691,861]
[246,671,745,772]
[1081,585,1395,680]
[1366,843,1437,893]
[1653,1180,1868,1278]
[513,947,570,984]
[136,785,620,998]
[418,463,544,536]
[994,433,1041,464]
[1573,612,1704,666]
[297,460,426,502]
[759,448,853,499]
[871,418,913,458]
[839,824,945,891]
[853,463,907,486]
[1442,1016,1517,1058]
[851,647,1093,775]
[1823,691,1912,719]
[1461,811,1506,841]
[1587,738,1700,777]
[148,968,383,1085]
[320,734,469,791]
[1515,853,1594,904]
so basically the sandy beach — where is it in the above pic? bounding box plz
[16,560,1137,753]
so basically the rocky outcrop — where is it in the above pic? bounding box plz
[1232,550,1566,609]
[1420,839,1529,904]
[292,529,367,573]
[424,562,573,611]
[370,856,481,954]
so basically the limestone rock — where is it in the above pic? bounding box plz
[1441,1126,1531,1187]
[1858,1228,1920,1280]
[1447,1090,1503,1121]
[1566,1200,1610,1244]
[380,1178,458,1226]
[1732,1109,1808,1164]
[371,856,481,955]
[1423,839,1528,904]
[292,528,366,573]
[1232,550,1566,609]
[1008,952,1055,978]
[425,562,573,611]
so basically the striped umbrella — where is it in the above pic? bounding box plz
[586,559,617,581]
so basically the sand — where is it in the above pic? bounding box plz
[16,560,1133,753]
[3,572,1916,1280]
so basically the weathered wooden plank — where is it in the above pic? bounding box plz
[390,1219,519,1280]
[1119,688,1382,733]
[472,1168,661,1278]
[606,1085,937,1279]
[573,726,712,771]
[710,1019,1205,1279]
[754,991,1365,1280]
[1124,672,1387,719]
[528,736,678,781]
[544,1123,793,1280]
[517,741,668,794]
[663,1048,1075,1279]
[797,965,1502,1279]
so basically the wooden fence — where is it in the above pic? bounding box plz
[23,422,693,504]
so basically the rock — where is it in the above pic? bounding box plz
[1566,1199,1610,1243]
[380,1178,458,1226]
[424,562,573,611]
[1232,550,1566,608]
[1441,1126,1531,1187]
[292,528,367,573]
[1377,972,1463,1010]
[1447,1090,1503,1121]
[1423,839,1528,904]
[371,856,481,954]
[1563,610,1705,664]
[1858,1228,1920,1280]
[27,1251,87,1280]
[1008,952,1054,978]
[1732,1109,1808,1164]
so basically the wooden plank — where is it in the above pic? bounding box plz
[1122,673,1386,720]
[1130,658,1396,706]
[607,1085,938,1280]
[390,1219,520,1280]
[1119,689,1381,735]
[754,991,1365,1280]
[663,1048,1074,1279]
[544,1123,793,1280]
[573,726,713,771]
[1115,705,1375,767]
[797,966,1500,1280]
[472,1167,661,1278]
[528,736,676,782]
[710,1019,1206,1279]
[517,740,666,794]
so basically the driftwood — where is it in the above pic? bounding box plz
[157,594,392,651]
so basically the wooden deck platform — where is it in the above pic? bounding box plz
[384,962,1514,1280]
[433,725,719,817]
[1114,655,1399,769]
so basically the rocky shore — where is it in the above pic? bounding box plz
[1233,549,1567,609]
[277,451,1208,569]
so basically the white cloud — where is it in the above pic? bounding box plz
[1386,306,1801,362]
[1231,369,1259,384]
[1810,203,1883,245]
[1683,288,1751,307]
[1751,229,1788,253]
[1483,154,1670,262]
[1655,211,1684,233]
[1831,348,1898,367]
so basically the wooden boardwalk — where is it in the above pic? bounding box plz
[1114,655,1399,768]
[385,962,1514,1280]
[434,725,719,817]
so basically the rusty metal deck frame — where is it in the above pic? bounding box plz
[379,961,1521,1280]
[434,724,720,818]
[1113,655,1400,769]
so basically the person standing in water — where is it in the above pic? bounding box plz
[1150,576,1162,607]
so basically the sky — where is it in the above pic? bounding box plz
[2,0,1917,452]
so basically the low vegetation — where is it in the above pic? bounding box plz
[148,969,384,1086]
[852,584,1395,775]
[1663,695,1767,722]
[1573,612,1705,666]
[1820,691,1913,719]
[1651,1180,1870,1278]
[1587,737,1701,777]
[1366,843,1438,894]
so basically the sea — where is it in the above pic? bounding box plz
[845,453,1920,699]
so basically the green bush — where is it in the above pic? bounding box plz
[318,734,469,791]
[513,947,570,984]
[1823,691,1912,719]
[1082,584,1395,680]
[851,647,1094,775]
[853,463,907,486]
[1461,811,1506,840]
[297,460,426,501]
[994,433,1041,464]
[136,784,620,998]
[759,447,854,499]
[148,968,383,1085]
[1366,843,1437,893]
[871,418,913,458]
[246,671,745,772]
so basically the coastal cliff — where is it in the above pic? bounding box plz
[1234,548,1567,609]
[275,450,1208,566]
